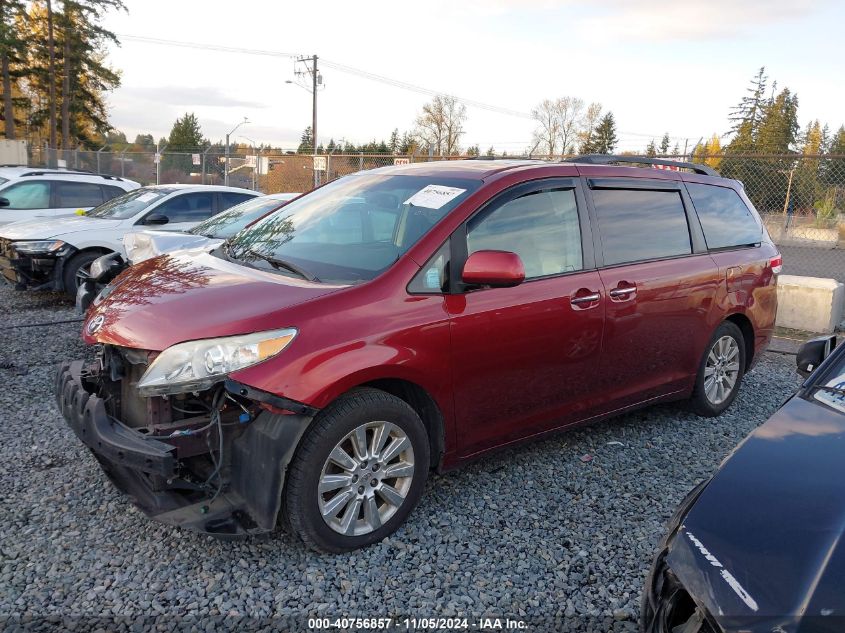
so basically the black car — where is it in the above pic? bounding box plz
[642,335,845,633]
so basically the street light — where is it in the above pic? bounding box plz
[240,135,258,191]
[224,117,250,186]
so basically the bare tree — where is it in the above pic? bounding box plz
[531,99,561,156]
[415,95,467,156]
[577,102,603,153]
[557,96,584,156]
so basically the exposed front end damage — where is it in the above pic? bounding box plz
[54,345,316,538]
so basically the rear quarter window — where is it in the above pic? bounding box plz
[592,188,691,266]
[686,183,762,250]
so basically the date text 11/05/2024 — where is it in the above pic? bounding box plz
[308,617,528,630]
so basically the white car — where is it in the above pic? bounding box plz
[123,192,301,264]
[0,184,257,294]
[0,166,140,225]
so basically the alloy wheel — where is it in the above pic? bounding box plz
[704,335,741,405]
[317,421,415,536]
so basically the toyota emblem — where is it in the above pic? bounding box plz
[86,314,105,335]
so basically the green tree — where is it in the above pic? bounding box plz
[591,112,618,154]
[21,0,126,148]
[645,139,657,157]
[0,0,27,139]
[163,112,205,175]
[729,67,768,139]
[297,126,313,154]
[388,128,400,153]
[659,132,670,155]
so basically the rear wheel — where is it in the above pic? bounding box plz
[689,321,746,417]
[62,251,102,297]
[284,388,430,552]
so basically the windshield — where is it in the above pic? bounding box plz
[0,176,8,185]
[189,197,287,239]
[225,174,480,284]
[814,349,845,413]
[86,187,173,219]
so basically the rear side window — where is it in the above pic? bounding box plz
[686,183,761,249]
[592,189,691,266]
[153,192,215,222]
[102,185,127,201]
[219,192,253,210]
[467,188,582,279]
[55,182,104,208]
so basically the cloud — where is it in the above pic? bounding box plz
[579,0,826,42]
[119,85,266,109]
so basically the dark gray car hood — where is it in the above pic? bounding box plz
[667,395,845,632]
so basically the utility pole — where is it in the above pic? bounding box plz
[293,55,321,188]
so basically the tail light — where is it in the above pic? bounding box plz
[769,255,783,274]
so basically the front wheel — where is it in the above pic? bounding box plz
[284,388,430,552]
[62,251,103,297]
[688,321,746,417]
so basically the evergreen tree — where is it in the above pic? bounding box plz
[485,145,495,157]
[659,132,670,155]
[645,139,657,157]
[388,128,400,153]
[163,112,205,175]
[756,88,799,154]
[466,144,480,157]
[0,0,27,139]
[297,126,313,154]
[592,113,618,154]
[133,133,154,150]
[729,67,768,138]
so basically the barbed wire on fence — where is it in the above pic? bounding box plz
[25,147,845,240]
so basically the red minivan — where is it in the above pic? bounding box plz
[55,156,780,552]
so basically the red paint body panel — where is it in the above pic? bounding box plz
[81,160,779,471]
[596,254,721,408]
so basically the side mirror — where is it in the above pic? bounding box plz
[144,212,169,226]
[0,197,10,208]
[462,250,525,288]
[797,335,838,378]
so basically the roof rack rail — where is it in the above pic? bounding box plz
[563,154,719,177]
[20,170,124,181]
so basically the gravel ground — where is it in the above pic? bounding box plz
[0,283,802,632]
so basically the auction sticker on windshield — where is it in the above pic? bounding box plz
[404,185,466,209]
[815,374,845,413]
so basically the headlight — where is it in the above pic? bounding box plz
[13,240,66,255]
[137,328,297,396]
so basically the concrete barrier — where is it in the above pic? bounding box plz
[776,275,845,334]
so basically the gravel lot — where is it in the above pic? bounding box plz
[0,283,801,632]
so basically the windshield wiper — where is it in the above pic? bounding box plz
[242,248,319,282]
[812,385,845,397]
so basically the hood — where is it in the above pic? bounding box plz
[668,395,845,631]
[83,250,347,350]
[124,230,219,264]
[0,215,122,240]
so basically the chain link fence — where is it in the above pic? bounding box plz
[23,147,845,280]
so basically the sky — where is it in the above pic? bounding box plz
[102,0,845,154]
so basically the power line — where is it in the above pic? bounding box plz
[116,33,702,142]
[117,34,533,119]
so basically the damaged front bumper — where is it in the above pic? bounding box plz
[55,359,315,538]
[0,238,72,290]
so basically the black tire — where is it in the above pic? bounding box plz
[62,251,102,297]
[688,321,746,417]
[285,388,430,553]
